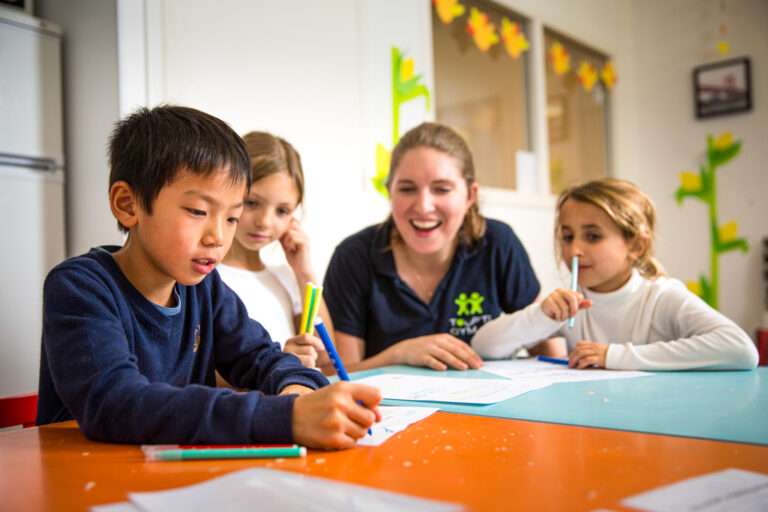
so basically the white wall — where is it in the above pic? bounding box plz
[120,0,435,278]
[627,0,768,334]
[157,0,370,273]
[38,0,122,256]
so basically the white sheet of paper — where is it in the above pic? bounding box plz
[355,373,549,404]
[622,468,768,512]
[91,504,138,512]
[481,359,651,386]
[127,467,461,512]
[358,406,439,446]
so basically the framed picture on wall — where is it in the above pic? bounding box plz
[693,57,752,119]
[0,0,33,15]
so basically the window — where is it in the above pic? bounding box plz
[544,29,611,194]
[432,1,530,191]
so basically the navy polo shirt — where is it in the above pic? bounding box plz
[323,218,540,358]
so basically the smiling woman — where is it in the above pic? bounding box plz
[323,122,542,372]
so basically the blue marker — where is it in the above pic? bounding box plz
[568,255,579,328]
[537,355,569,366]
[314,319,371,435]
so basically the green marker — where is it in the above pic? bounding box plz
[143,445,306,461]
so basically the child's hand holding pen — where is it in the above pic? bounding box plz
[292,381,381,450]
[541,288,592,322]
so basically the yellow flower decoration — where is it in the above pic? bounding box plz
[467,7,499,52]
[718,221,739,243]
[601,61,617,89]
[500,17,528,59]
[372,144,392,197]
[549,41,570,75]
[713,132,734,150]
[679,171,701,191]
[686,281,702,297]
[376,144,391,178]
[433,0,465,25]
[717,40,730,56]
[400,57,414,82]
[577,61,598,92]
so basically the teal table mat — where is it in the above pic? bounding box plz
[350,365,768,446]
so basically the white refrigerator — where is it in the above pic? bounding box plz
[0,8,66,397]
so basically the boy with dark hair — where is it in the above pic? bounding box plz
[37,105,379,448]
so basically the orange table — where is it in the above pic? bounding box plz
[2,412,767,511]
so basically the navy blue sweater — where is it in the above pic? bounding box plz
[37,246,328,444]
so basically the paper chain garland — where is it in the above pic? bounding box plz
[434,0,617,91]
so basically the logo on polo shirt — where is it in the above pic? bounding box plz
[193,325,201,352]
[449,291,492,338]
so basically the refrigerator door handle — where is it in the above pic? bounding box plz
[0,152,59,172]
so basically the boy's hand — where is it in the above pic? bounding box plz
[279,384,314,396]
[292,382,381,450]
[541,288,592,321]
[568,340,608,369]
[284,333,325,369]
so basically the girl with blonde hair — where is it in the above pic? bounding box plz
[219,131,333,371]
[472,178,758,370]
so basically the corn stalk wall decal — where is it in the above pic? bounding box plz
[372,47,432,198]
[675,132,749,309]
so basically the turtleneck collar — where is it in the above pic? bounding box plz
[582,268,643,304]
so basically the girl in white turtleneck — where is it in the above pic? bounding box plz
[472,178,758,371]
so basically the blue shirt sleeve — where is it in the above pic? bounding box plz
[40,265,327,444]
[323,235,371,339]
[210,271,328,396]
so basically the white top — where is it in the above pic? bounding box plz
[471,270,759,371]
[217,263,302,347]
